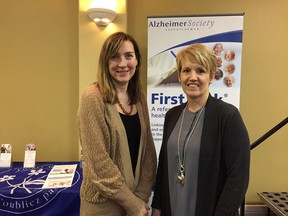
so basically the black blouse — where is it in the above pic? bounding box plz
[119,112,141,175]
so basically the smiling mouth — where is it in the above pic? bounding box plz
[187,83,199,87]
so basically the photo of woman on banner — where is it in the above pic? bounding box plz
[212,42,224,56]
[151,43,250,216]
[224,62,236,74]
[224,49,236,62]
[214,68,223,80]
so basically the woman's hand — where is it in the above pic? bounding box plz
[137,203,150,216]
[151,208,161,216]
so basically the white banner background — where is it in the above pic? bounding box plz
[147,14,244,155]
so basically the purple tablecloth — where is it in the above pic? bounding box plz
[0,162,82,216]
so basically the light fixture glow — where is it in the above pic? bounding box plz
[87,8,117,26]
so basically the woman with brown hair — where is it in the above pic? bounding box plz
[77,32,157,216]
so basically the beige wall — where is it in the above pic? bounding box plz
[0,0,79,162]
[127,0,288,204]
[0,0,127,162]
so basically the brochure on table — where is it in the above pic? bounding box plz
[23,143,37,168]
[0,144,12,168]
[42,164,78,188]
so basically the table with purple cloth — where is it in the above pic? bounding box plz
[0,161,82,216]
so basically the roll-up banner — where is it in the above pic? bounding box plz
[147,14,244,155]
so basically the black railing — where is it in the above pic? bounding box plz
[240,116,288,216]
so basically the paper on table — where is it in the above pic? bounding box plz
[0,144,12,168]
[42,164,77,188]
[23,143,37,168]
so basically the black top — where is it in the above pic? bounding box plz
[120,112,141,175]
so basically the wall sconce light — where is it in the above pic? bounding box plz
[87,8,117,26]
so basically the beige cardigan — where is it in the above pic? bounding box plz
[77,84,157,215]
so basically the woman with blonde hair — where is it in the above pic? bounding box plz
[151,43,250,216]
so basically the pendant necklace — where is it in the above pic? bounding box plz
[177,104,205,186]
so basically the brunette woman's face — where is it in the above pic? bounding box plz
[178,58,213,101]
[215,69,222,80]
[108,41,138,87]
[216,57,222,67]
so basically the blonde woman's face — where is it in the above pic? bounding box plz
[178,58,213,101]
[108,41,138,87]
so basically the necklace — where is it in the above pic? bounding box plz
[118,101,133,115]
[177,104,205,186]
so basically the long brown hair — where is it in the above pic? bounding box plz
[97,32,142,104]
